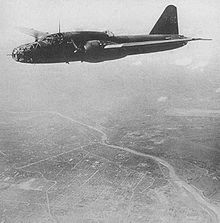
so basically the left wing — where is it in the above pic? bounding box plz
[104,38,211,50]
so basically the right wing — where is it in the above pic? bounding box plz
[104,38,211,50]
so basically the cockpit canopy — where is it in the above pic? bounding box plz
[104,30,114,37]
[40,33,64,45]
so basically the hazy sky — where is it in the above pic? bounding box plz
[1,0,219,41]
[0,0,219,113]
[1,0,219,68]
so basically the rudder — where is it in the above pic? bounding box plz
[150,5,179,35]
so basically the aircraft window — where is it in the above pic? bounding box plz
[41,34,64,45]
[50,34,64,44]
[41,36,53,44]
[104,30,114,37]
[58,36,64,44]
[33,42,40,49]
[25,44,34,50]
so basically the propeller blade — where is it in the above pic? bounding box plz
[16,27,49,41]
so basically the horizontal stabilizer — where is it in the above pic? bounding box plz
[191,38,212,41]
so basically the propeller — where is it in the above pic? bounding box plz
[17,27,49,41]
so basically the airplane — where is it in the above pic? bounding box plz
[11,5,210,64]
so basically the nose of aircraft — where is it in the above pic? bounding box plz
[12,44,34,63]
[12,47,25,62]
[12,48,18,61]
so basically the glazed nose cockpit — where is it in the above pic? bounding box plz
[12,46,32,63]
[12,42,40,63]
[12,47,25,62]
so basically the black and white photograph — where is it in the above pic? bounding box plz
[0,0,220,222]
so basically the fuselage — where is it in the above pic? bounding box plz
[12,31,187,64]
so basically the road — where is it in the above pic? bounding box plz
[6,110,220,222]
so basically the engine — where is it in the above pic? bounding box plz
[83,40,126,63]
[84,40,104,53]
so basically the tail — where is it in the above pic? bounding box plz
[150,5,179,35]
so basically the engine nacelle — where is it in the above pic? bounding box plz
[84,40,104,53]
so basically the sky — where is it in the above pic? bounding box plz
[1,0,219,66]
[0,0,220,114]
[1,0,219,42]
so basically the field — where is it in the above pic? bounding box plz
[0,110,219,222]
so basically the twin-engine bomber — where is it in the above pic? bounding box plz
[12,5,210,64]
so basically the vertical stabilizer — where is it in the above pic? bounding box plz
[150,5,178,35]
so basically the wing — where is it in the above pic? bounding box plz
[104,38,210,50]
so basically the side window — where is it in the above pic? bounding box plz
[36,43,40,49]
[53,33,64,45]
[43,37,53,44]
[58,36,64,44]
[33,42,40,49]
[41,34,64,46]
[104,30,114,37]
